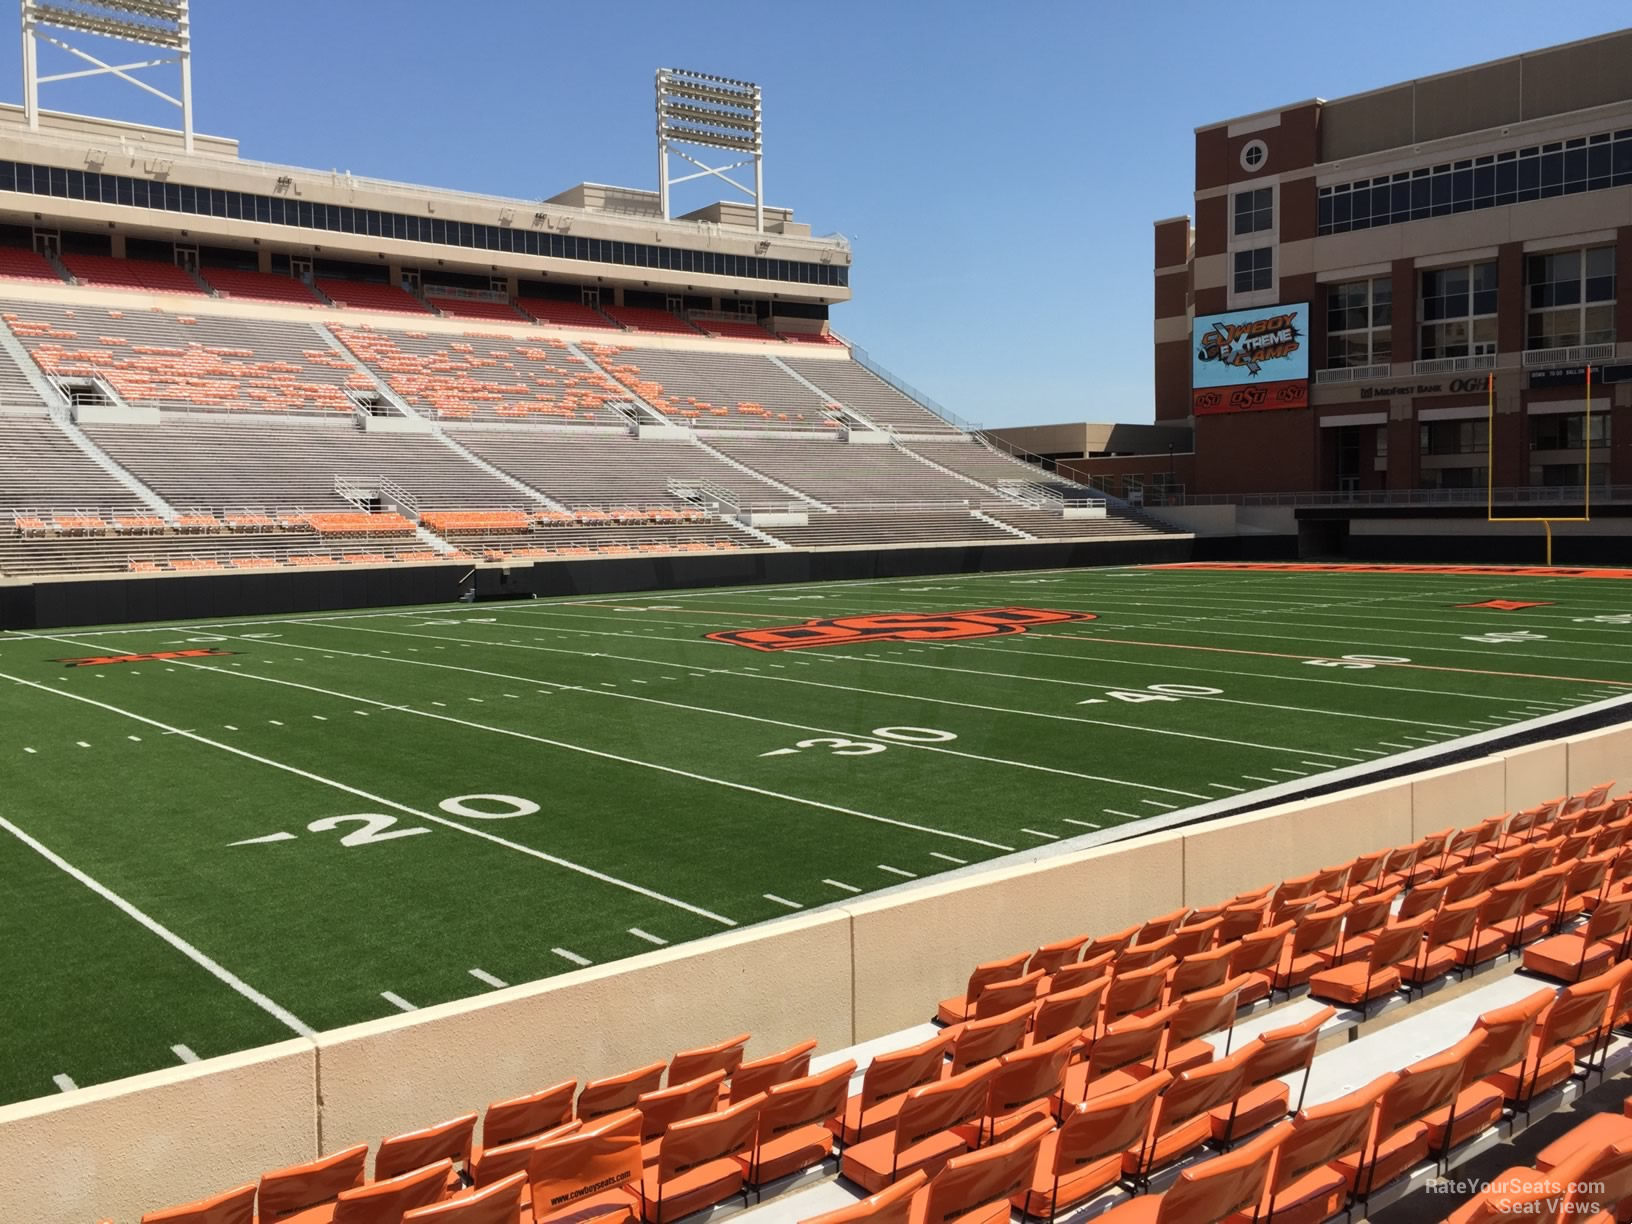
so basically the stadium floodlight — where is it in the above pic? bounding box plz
[21,0,194,151]
[657,67,764,232]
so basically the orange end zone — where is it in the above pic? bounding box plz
[1141,562,1632,580]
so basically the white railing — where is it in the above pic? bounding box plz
[1521,343,1616,368]
[1313,364,1392,384]
[423,284,509,303]
[1413,354,1496,375]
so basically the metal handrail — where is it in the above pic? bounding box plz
[841,341,982,434]
[1171,484,1630,507]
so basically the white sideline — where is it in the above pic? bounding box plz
[0,809,316,1039]
[0,668,739,928]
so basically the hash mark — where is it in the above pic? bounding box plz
[1022,828,1059,840]
[929,852,966,865]
[1103,809,1142,819]
[629,928,669,945]
[52,1074,77,1093]
[171,1044,200,1064]
[823,879,861,893]
[1062,818,1101,828]
[764,893,804,909]
[469,968,508,989]
[1141,800,1177,810]
[552,947,593,967]
[878,864,918,878]
[380,991,417,1012]
[1208,783,1244,793]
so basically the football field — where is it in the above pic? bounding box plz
[3,561,1631,1106]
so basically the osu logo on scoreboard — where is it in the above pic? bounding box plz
[707,607,1098,652]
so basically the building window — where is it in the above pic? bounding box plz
[1318,127,1632,236]
[1530,412,1610,451]
[1233,247,1273,293]
[1325,276,1392,368]
[1526,246,1616,350]
[1233,188,1273,236]
[1241,140,1268,171]
[1419,419,1488,456]
[1420,466,1487,491]
[1420,262,1498,359]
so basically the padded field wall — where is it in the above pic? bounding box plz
[9,724,1627,1224]
[0,538,1196,631]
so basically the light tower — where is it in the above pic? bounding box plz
[656,67,764,233]
[21,0,195,151]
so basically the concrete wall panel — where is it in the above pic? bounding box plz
[1565,723,1632,795]
[1501,741,1570,810]
[1411,758,1507,838]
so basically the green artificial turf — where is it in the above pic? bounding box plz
[1,562,1629,1104]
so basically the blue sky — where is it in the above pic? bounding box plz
[3,2,1629,427]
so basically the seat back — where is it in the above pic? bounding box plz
[332,1160,451,1224]
[1235,1005,1334,1091]
[655,1094,762,1184]
[1134,1052,1247,1175]
[529,1108,644,1221]
[1465,989,1553,1085]
[1102,957,1176,1025]
[892,1062,998,1156]
[957,951,1031,1009]
[376,1112,477,1181]
[1229,920,1294,978]
[1080,924,1140,962]
[1162,975,1249,1061]
[972,969,1045,1020]
[1420,896,1484,964]
[757,1060,854,1151]
[1343,850,1388,897]
[1586,895,1632,945]
[1218,899,1270,943]
[1032,977,1108,1044]
[1379,843,1419,883]
[483,1079,577,1150]
[1115,935,1177,973]
[1083,1003,1176,1087]
[1027,934,1090,977]
[1564,1137,1632,1218]
[917,1118,1051,1224]
[1046,952,1115,996]
[731,1039,819,1102]
[636,1069,726,1143]
[858,1031,956,1111]
[796,1170,927,1224]
[950,1004,1032,1074]
[1265,1076,1391,1207]
[1343,885,1403,942]
[257,1143,368,1222]
[1135,908,1191,945]
[1168,917,1223,960]
[1153,1120,1283,1223]
[668,1032,750,1085]
[1446,864,1495,905]
[987,1028,1078,1121]
[1399,875,1454,919]
[137,1183,256,1224]
[1049,1071,1171,1176]
[469,1122,579,1188]
[401,1172,526,1224]
[1365,1033,1480,1182]
[1290,904,1350,956]
[1312,863,1351,896]
[1366,913,1432,972]
[1535,971,1617,1059]
[578,1060,666,1120]
[1167,940,1238,1001]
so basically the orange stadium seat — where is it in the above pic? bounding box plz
[135,1183,256,1224]
[401,1173,526,1224]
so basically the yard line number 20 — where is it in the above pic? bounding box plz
[230,793,538,849]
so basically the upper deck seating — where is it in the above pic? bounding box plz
[332,325,629,423]
[426,295,529,323]
[199,268,324,306]
[601,305,703,336]
[517,297,620,330]
[315,279,431,314]
[0,245,63,284]
[785,358,960,434]
[696,318,779,342]
[584,343,832,427]
[62,254,206,295]
[1,300,367,415]
[779,329,845,346]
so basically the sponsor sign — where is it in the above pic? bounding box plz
[1528,363,1632,389]
[707,608,1097,652]
[1358,377,1488,399]
[1193,303,1310,414]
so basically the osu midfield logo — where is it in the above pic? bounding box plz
[708,607,1097,652]
[55,648,234,668]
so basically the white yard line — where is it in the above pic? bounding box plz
[1022,828,1059,840]
[552,948,593,967]
[930,853,967,865]
[764,893,804,909]
[823,879,862,893]
[469,969,508,989]
[878,864,918,878]
[0,810,315,1038]
[381,991,417,1012]
[171,1044,200,1064]
[628,928,669,945]
[53,1074,77,1093]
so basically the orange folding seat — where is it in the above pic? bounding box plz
[1094,1120,1283,1224]
[331,1160,450,1223]
[1273,873,1319,905]
[1270,895,1327,928]
[1065,1003,1176,1102]
[1335,1043,1467,1204]
[376,1113,477,1188]
[947,1004,1031,1074]
[1398,875,1455,923]
[1044,952,1114,997]
[1525,894,1632,983]
[1015,1072,1169,1220]
[797,1170,927,1224]
[1229,921,1294,1005]
[1271,903,1351,994]
[1027,934,1090,978]
[135,1183,255,1224]
[1167,916,1222,960]
[937,952,1029,1025]
[256,1144,368,1223]
[1211,1006,1334,1145]
[1251,1076,1390,1224]
[1080,925,1140,963]
[1488,974,1617,1106]
[1376,841,1425,892]
[1157,975,1250,1074]
[1560,851,1615,921]
[1165,939,1238,1002]
[1340,850,1388,900]
[834,1031,955,1143]
[668,1032,750,1085]
[401,1172,525,1224]
[968,970,1045,1021]
[629,1092,762,1224]
[1323,885,1402,967]
[1218,898,1271,944]
[1400,895,1484,991]
[840,1061,997,1192]
[635,1070,726,1154]
[1114,936,1177,974]
[467,1121,580,1191]
[528,1109,642,1224]
[742,1059,853,1187]
[1445,863,1497,908]
[1133,907,1190,945]
[1125,1049,1249,1184]
[1030,976,1108,1046]
[1446,1139,1623,1224]
[909,1116,1051,1224]
[730,1039,818,1102]
[1308,914,1430,1008]
[578,1061,665,1121]
[1101,958,1175,1027]
[480,1079,576,1153]
[980,1028,1078,1140]
[1415,1032,1505,1161]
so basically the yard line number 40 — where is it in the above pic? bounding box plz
[229,794,537,849]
